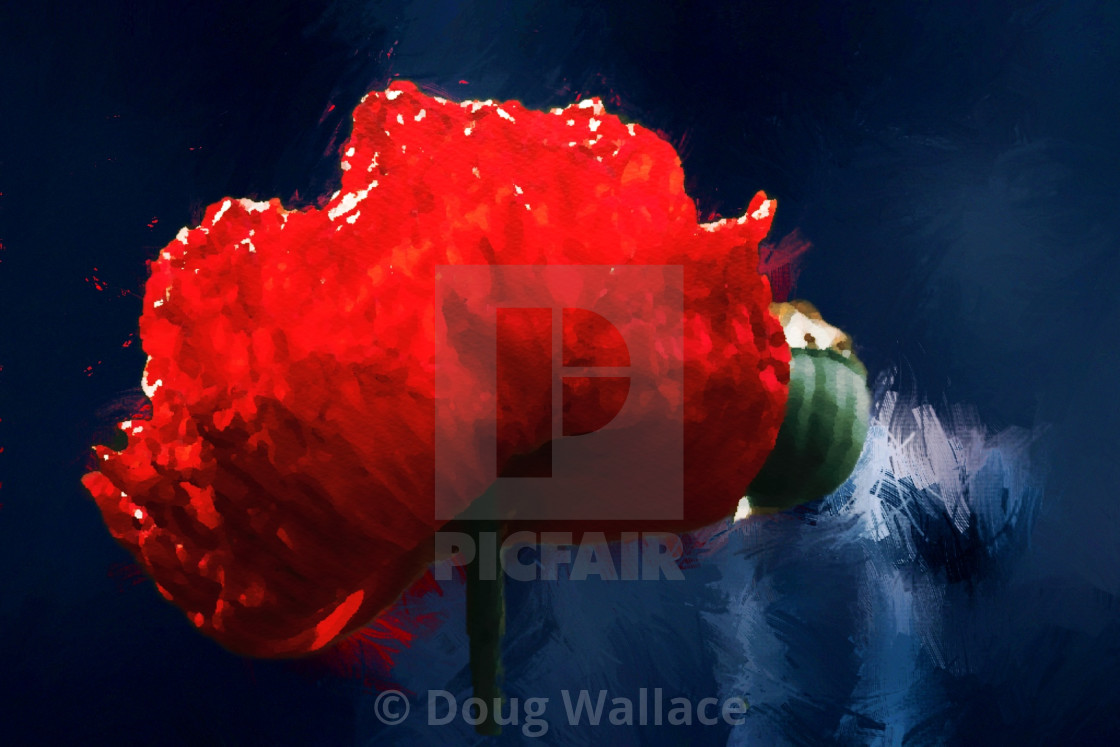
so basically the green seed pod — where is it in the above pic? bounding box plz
[746,302,871,511]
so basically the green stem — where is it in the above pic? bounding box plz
[465,519,505,736]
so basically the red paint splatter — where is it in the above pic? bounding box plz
[759,228,812,303]
[302,571,447,690]
[82,82,788,658]
[107,561,147,593]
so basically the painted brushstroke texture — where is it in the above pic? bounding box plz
[708,370,1044,746]
[4,1,1118,743]
[352,371,1044,745]
[79,81,787,658]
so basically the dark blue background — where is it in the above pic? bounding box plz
[2,1,1118,744]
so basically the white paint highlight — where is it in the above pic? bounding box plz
[211,199,232,225]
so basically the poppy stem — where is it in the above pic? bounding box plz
[465,518,505,735]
